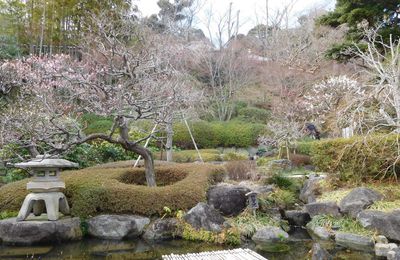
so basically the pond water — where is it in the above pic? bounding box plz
[0,229,377,260]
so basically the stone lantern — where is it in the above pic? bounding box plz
[15,155,78,221]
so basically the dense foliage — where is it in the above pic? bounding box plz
[64,142,136,168]
[319,0,400,60]
[173,120,265,149]
[300,135,400,181]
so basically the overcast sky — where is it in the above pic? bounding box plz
[136,0,336,36]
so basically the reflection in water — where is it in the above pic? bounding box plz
[0,228,378,260]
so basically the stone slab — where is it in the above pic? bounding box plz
[0,217,82,245]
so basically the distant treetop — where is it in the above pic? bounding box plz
[318,0,400,61]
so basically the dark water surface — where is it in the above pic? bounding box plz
[0,228,377,259]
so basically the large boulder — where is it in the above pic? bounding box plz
[305,201,341,217]
[142,218,179,241]
[357,210,400,241]
[183,202,225,232]
[87,215,150,240]
[284,210,311,227]
[207,184,250,216]
[252,226,289,243]
[311,243,332,260]
[335,232,374,252]
[339,187,382,218]
[0,217,82,245]
[300,174,324,203]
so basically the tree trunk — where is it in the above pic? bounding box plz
[27,143,39,158]
[117,116,156,187]
[128,142,156,187]
[166,120,173,162]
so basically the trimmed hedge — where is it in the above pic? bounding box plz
[301,134,400,181]
[80,113,113,135]
[237,106,270,123]
[0,163,225,217]
[173,120,265,149]
[154,149,222,163]
[154,149,250,163]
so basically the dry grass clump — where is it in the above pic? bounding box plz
[224,160,259,181]
[288,153,311,167]
[0,163,225,218]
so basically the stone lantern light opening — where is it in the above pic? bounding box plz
[14,155,78,221]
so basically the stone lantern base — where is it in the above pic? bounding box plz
[17,192,70,221]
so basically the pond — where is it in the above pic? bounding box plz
[0,228,377,260]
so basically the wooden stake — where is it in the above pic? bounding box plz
[134,124,158,167]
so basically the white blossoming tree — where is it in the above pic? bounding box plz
[303,75,365,135]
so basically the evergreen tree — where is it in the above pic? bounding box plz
[0,0,133,52]
[318,0,400,61]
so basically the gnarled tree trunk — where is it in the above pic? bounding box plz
[126,142,156,187]
[165,119,173,162]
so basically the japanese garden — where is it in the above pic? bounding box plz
[1,0,400,259]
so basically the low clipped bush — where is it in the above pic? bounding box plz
[173,120,265,149]
[308,134,400,181]
[237,106,270,123]
[0,163,225,218]
[154,149,222,163]
[154,149,250,163]
[295,141,315,155]
[222,152,248,161]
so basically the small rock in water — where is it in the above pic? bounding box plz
[335,232,374,252]
[87,215,150,240]
[143,218,179,241]
[311,243,332,260]
[0,217,82,245]
[252,226,289,243]
[306,223,332,240]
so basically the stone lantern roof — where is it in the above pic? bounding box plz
[15,155,78,169]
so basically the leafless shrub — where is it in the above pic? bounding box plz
[224,160,259,181]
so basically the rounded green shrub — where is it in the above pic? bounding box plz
[237,106,270,123]
[0,163,225,218]
[308,134,400,181]
[173,120,265,149]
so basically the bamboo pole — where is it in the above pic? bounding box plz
[134,124,158,167]
[182,113,203,163]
